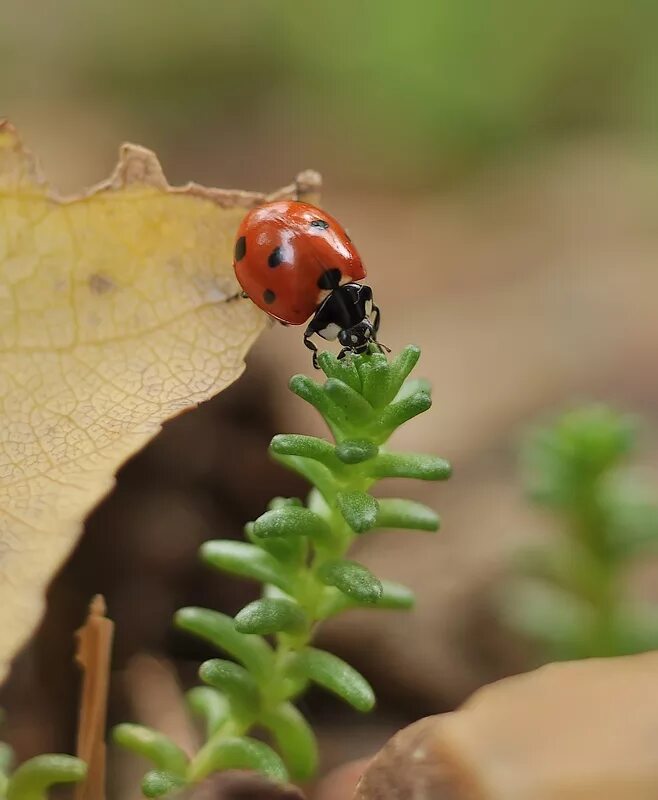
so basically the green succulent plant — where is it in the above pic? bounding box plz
[0,713,85,800]
[504,405,658,661]
[114,345,450,795]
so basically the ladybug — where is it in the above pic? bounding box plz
[232,200,387,368]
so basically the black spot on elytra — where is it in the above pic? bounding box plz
[317,268,342,290]
[310,219,329,230]
[234,236,247,261]
[268,246,283,268]
[263,289,276,304]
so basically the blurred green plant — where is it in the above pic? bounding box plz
[114,345,450,795]
[503,405,658,661]
[0,712,86,800]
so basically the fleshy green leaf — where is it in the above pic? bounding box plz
[324,378,373,425]
[369,452,452,481]
[375,498,440,531]
[523,405,637,508]
[501,580,597,659]
[315,587,351,618]
[244,520,307,566]
[199,659,260,711]
[295,648,375,712]
[359,354,391,409]
[377,580,416,609]
[174,607,273,678]
[270,434,343,472]
[318,560,383,604]
[6,755,87,800]
[378,390,432,434]
[288,374,345,435]
[318,578,415,616]
[253,507,331,543]
[234,598,307,636]
[186,687,230,738]
[261,702,318,781]
[393,377,431,403]
[604,490,658,557]
[336,491,379,533]
[189,737,288,783]
[141,770,186,798]
[112,724,189,777]
[262,584,291,601]
[334,439,379,464]
[267,497,304,510]
[513,539,609,600]
[317,351,362,393]
[201,540,292,593]
[387,345,422,401]
[270,453,337,502]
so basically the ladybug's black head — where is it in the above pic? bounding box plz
[338,319,375,354]
[304,281,386,368]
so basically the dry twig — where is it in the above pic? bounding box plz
[74,595,114,800]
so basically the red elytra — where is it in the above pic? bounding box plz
[232,200,366,325]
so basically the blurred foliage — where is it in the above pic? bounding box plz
[2,1,658,184]
[0,713,85,800]
[503,406,658,661]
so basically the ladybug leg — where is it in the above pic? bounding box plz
[337,347,350,361]
[371,304,381,334]
[226,290,249,302]
[368,304,390,354]
[303,332,320,370]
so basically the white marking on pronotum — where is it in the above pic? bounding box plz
[319,322,341,340]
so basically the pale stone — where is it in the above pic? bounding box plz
[356,652,658,799]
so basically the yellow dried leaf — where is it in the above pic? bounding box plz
[0,121,321,682]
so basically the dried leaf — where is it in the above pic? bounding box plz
[0,121,321,681]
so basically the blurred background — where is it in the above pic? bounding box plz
[2,1,658,796]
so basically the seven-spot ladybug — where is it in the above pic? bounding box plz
[232,200,387,368]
